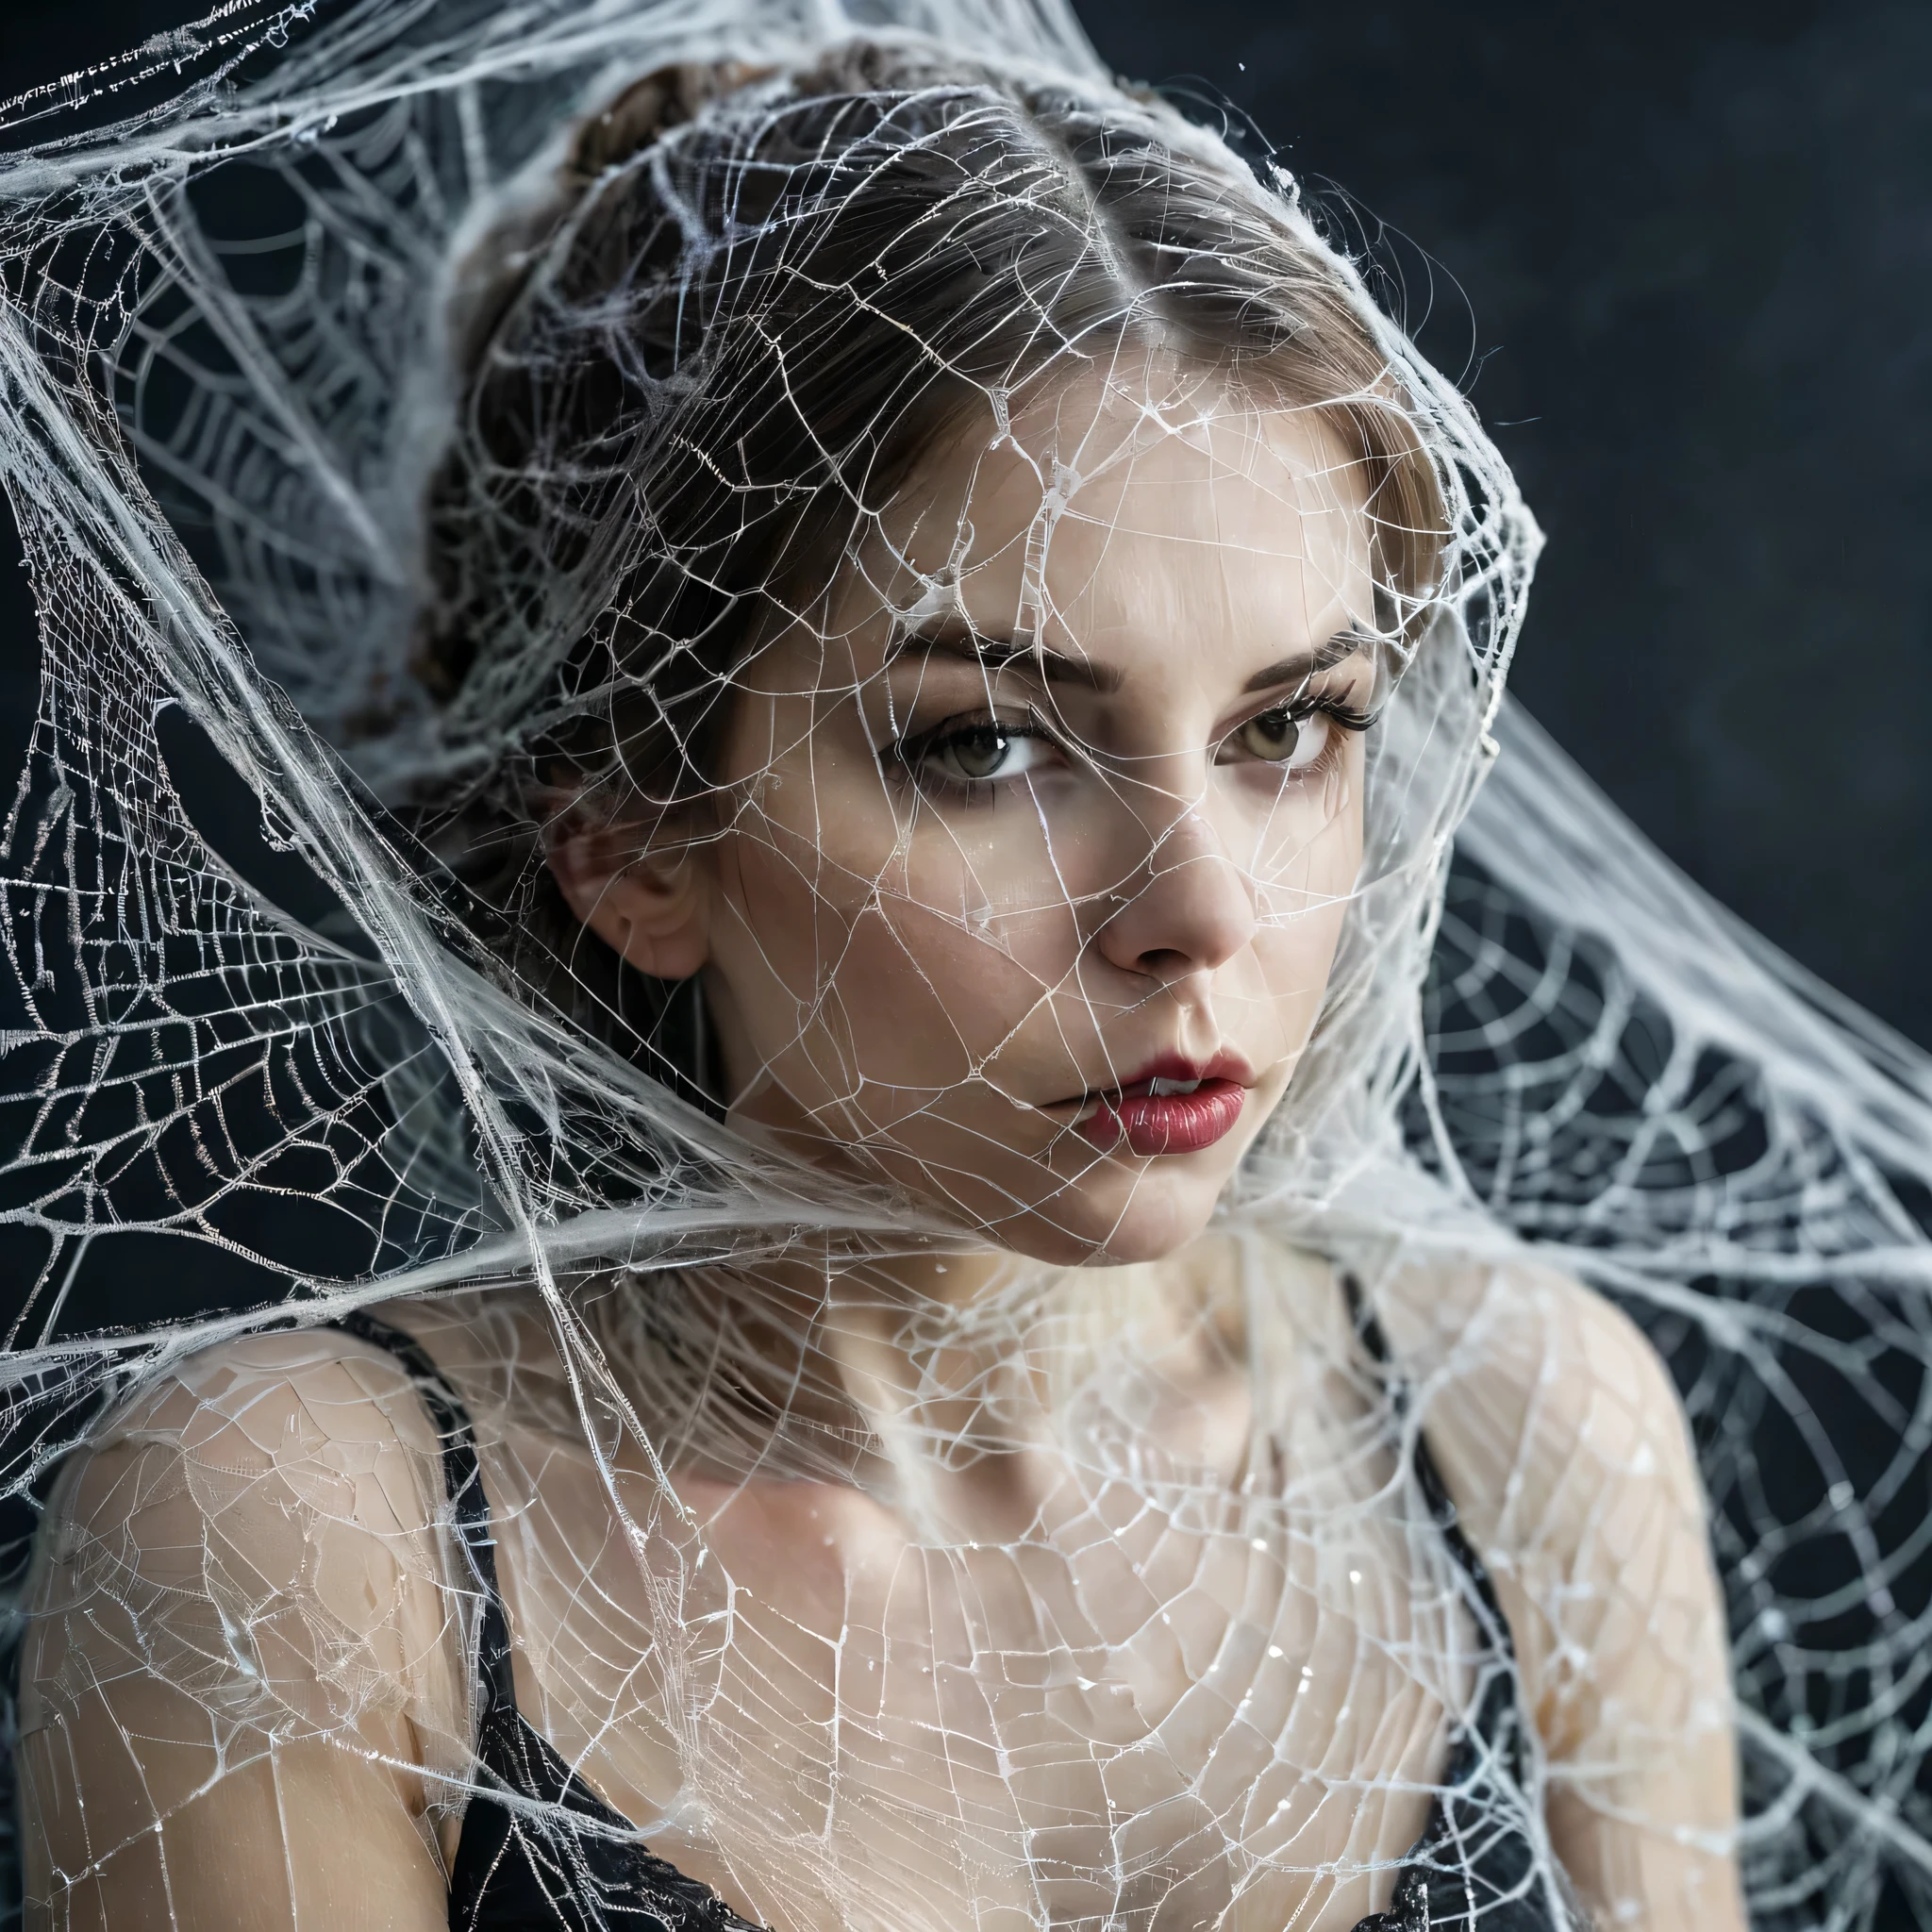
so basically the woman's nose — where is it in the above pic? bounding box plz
[1092,802,1257,981]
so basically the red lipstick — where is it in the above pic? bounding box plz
[1071,1052,1250,1158]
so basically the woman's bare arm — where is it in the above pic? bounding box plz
[1377,1258,1745,1931]
[19,1331,469,1931]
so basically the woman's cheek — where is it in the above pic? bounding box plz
[828,819,1096,1094]
[848,901,1042,1088]
[1246,788,1361,1015]
[1241,766,1359,881]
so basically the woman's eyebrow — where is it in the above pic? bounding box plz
[1241,625,1375,695]
[889,620,1124,692]
[888,618,1370,697]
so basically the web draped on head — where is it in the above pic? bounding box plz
[0,1,1928,1927]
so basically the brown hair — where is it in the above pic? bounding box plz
[411,42,1445,1092]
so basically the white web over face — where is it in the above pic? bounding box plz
[0,5,1924,1931]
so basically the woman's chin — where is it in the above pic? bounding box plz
[973,1160,1233,1268]
[728,1100,1239,1269]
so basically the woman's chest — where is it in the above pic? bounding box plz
[486,1418,1472,1932]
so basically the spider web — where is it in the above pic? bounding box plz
[0,3,1925,1929]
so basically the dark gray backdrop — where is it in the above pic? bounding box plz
[3,0,1928,1042]
[1078,0,1932,1049]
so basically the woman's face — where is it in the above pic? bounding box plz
[577,367,1379,1263]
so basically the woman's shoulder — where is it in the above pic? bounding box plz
[57,1278,577,1536]
[20,1317,486,1903]
[26,1314,472,1733]
[1367,1260,1740,1900]
[1374,1252,1692,1456]
[86,1279,576,1454]
[63,1316,455,1508]
[1369,1251,1714,1667]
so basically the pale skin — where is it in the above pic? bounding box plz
[18,361,1744,1931]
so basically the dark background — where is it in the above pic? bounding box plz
[1076,0,1932,1049]
[1,0,1929,1043]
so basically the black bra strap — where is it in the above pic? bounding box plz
[334,1309,521,1723]
[1340,1278,1553,1922]
[1339,1273,1520,1666]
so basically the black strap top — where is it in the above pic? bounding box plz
[336,1304,1574,1932]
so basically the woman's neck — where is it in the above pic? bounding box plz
[585,1231,1265,1498]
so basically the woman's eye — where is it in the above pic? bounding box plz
[922,724,1050,785]
[1235,707,1331,769]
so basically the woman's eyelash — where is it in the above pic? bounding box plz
[880,709,1058,801]
[883,710,1041,760]
[882,690,1376,795]
[1259,691,1379,734]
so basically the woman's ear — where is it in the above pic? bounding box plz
[546,813,711,982]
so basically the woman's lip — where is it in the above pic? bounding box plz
[1073,1078,1247,1157]
[1119,1049,1254,1091]
[1041,1048,1257,1117]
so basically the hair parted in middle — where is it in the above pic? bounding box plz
[408,41,1447,1083]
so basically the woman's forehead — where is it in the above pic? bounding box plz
[825,372,1375,684]
[913,366,1365,537]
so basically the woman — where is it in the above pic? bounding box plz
[0,9,1877,1931]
